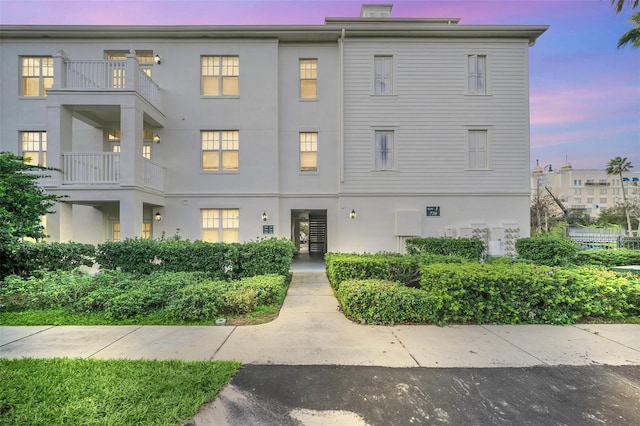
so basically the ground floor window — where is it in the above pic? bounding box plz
[202,208,239,243]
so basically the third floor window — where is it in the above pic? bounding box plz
[299,59,317,99]
[202,56,239,96]
[21,56,53,97]
[467,54,486,94]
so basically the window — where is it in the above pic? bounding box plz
[587,188,594,195]
[574,188,582,195]
[468,130,488,169]
[202,130,239,171]
[599,188,607,195]
[107,51,154,77]
[587,198,594,204]
[573,179,582,186]
[574,197,582,204]
[108,130,151,159]
[201,56,239,96]
[202,208,239,243]
[374,56,393,95]
[299,59,317,99]
[142,221,151,239]
[374,131,394,170]
[300,132,318,172]
[467,54,486,94]
[599,198,607,204]
[21,131,47,166]
[21,56,53,97]
[112,222,121,242]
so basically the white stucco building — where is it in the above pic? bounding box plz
[0,5,547,254]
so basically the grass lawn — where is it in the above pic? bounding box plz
[0,358,241,426]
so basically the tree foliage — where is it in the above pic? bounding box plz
[0,152,62,247]
[606,156,634,235]
[612,0,640,48]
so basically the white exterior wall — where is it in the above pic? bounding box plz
[0,18,545,253]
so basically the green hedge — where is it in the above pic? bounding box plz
[336,279,439,325]
[0,242,96,279]
[325,252,466,290]
[574,249,640,267]
[96,238,295,278]
[515,235,578,266]
[420,263,639,324]
[405,237,485,261]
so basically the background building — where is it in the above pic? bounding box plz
[0,4,546,254]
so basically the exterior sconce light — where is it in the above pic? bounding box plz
[153,134,161,143]
[350,209,356,219]
[154,212,162,222]
[262,211,268,221]
[154,54,162,64]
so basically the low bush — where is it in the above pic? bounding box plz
[574,249,640,267]
[325,252,466,290]
[164,281,227,321]
[0,242,96,279]
[405,237,485,261]
[515,235,578,266]
[336,279,439,325]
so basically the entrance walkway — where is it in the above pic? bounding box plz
[1,272,639,366]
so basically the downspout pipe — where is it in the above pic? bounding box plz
[339,28,345,183]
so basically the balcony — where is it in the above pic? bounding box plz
[52,51,161,110]
[61,152,163,191]
[584,180,610,186]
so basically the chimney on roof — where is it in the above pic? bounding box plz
[360,4,393,18]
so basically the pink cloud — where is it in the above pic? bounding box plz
[531,123,640,148]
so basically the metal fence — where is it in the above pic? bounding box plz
[568,229,640,250]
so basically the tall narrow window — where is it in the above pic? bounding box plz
[202,208,240,243]
[21,56,53,97]
[142,221,152,239]
[468,54,486,94]
[21,131,47,166]
[202,130,239,171]
[112,222,121,242]
[299,59,317,99]
[201,56,239,96]
[374,56,393,95]
[468,130,488,169]
[300,132,318,172]
[375,131,394,170]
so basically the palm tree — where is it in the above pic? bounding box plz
[606,156,634,235]
[618,11,640,48]
[612,0,639,13]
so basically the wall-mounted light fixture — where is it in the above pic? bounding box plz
[262,211,268,221]
[349,209,356,219]
[153,134,161,143]
[154,212,162,222]
[154,54,162,64]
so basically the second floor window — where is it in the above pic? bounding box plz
[21,131,47,166]
[468,54,486,94]
[300,59,317,99]
[21,56,53,97]
[374,131,394,170]
[202,130,239,171]
[300,132,318,171]
[108,130,152,159]
[374,56,393,95]
[468,130,488,169]
[202,56,239,96]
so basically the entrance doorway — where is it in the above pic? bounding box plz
[291,209,327,254]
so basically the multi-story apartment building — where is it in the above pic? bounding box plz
[0,4,547,254]
[532,161,640,219]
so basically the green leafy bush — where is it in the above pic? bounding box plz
[164,281,226,321]
[574,249,640,267]
[336,279,439,325]
[515,235,578,266]
[405,237,485,261]
[325,252,466,290]
[0,242,96,279]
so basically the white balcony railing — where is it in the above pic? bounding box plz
[62,152,163,192]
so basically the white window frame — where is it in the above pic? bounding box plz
[299,59,318,100]
[201,55,239,97]
[373,130,396,171]
[201,130,239,172]
[21,131,47,166]
[201,208,240,243]
[299,132,318,172]
[373,55,394,95]
[467,54,488,95]
[21,56,53,97]
[467,129,489,170]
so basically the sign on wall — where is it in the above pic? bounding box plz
[426,206,440,217]
[263,225,274,234]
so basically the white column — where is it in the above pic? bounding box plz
[47,202,73,242]
[119,104,144,187]
[119,193,143,239]
[45,104,73,186]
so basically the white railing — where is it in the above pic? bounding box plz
[143,158,164,191]
[62,152,120,184]
[139,70,161,107]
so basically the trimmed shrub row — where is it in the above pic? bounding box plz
[0,242,96,279]
[515,235,578,266]
[573,249,640,267]
[0,270,287,321]
[405,237,485,261]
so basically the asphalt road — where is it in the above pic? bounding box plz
[195,365,640,425]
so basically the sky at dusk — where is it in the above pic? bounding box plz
[1,0,639,171]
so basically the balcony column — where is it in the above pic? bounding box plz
[125,50,140,91]
[45,104,73,186]
[47,201,73,242]
[119,193,143,239]
[119,104,144,187]
[51,49,68,90]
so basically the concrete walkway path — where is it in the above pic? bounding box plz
[1,272,639,367]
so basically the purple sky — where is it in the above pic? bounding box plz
[2,0,639,170]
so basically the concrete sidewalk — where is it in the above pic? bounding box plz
[1,272,639,367]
